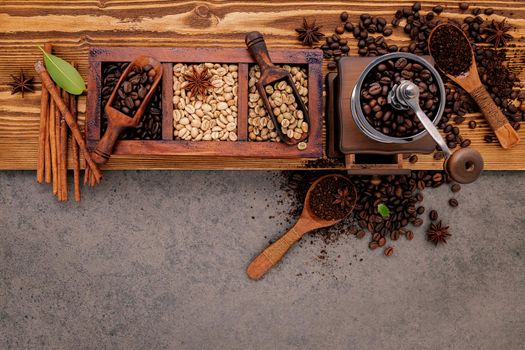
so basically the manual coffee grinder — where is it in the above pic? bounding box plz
[326,52,483,184]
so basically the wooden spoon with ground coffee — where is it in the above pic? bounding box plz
[428,23,519,149]
[247,175,356,280]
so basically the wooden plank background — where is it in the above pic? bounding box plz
[0,0,524,170]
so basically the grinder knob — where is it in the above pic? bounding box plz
[444,148,484,184]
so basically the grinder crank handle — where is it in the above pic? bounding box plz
[245,32,277,73]
[92,125,125,165]
[407,98,484,184]
[246,222,306,280]
[468,85,520,149]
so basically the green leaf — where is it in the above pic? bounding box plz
[38,46,86,95]
[377,203,390,218]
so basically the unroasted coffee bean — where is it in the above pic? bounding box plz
[429,210,438,221]
[449,198,459,207]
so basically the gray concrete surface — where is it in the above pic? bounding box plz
[1,170,524,350]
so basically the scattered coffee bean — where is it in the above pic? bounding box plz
[459,2,469,11]
[406,230,414,240]
[429,210,438,221]
[484,135,494,143]
[384,246,394,257]
[449,198,459,207]
[484,8,494,16]
[409,154,418,164]
[451,183,461,192]
[340,11,349,22]
[369,241,379,250]
[433,5,443,14]
[468,120,477,129]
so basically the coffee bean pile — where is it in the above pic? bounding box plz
[360,57,440,137]
[112,64,157,117]
[283,171,462,257]
[101,62,162,140]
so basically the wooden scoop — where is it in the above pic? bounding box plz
[92,56,163,164]
[429,23,519,149]
[247,174,356,280]
[245,31,310,145]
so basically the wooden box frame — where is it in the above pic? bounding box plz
[86,47,323,158]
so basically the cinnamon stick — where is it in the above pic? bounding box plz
[55,92,62,199]
[70,85,81,201]
[44,104,51,184]
[60,89,69,201]
[34,60,102,184]
[37,43,53,183]
[49,98,58,195]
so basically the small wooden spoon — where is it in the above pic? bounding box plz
[92,56,163,164]
[247,174,356,280]
[245,31,310,145]
[428,23,519,149]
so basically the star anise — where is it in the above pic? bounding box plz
[295,18,324,47]
[332,187,353,209]
[8,71,34,97]
[483,19,513,48]
[183,66,213,97]
[426,221,451,245]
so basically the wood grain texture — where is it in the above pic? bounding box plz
[0,0,524,170]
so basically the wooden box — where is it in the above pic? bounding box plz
[86,47,323,158]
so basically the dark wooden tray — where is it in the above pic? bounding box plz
[86,47,323,158]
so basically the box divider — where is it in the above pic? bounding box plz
[237,63,249,141]
[162,63,174,140]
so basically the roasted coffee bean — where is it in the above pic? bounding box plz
[369,241,379,250]
[356,230,366,239]
[460,139,471,148]
[429,210,438,221]
[459,2,469,11]
[409,154,418,164]
[344,22,354,32]
[378,236,386,247]
[405,230,414,240]
[335,26,345,34]
[327,61,337,70]
[340,11,349,22]
[451,184,461,193]
[433,5,443,14]
[384,246,394,257]
[484,135,494,143]
[449,198,459,207]
[484,8,494,15]
[468,120,477,129]
[390,230,400,241]
[413,218,423,227]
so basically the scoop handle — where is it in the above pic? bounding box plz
[469,85,519,149]
[246,223,304,280]
[245,31,275,72]
[92,125,124,164]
